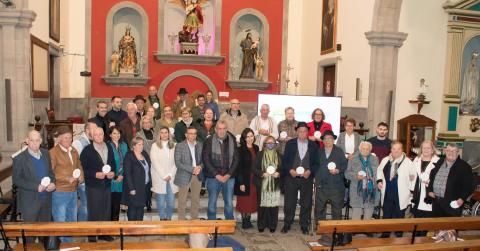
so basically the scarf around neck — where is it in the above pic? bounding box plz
[211,133,234,170]
[261,149,279,192]
[357,154,375,203]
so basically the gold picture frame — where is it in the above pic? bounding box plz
[321,0,337,55]
[49,0,60,42]
[31,35,50,98]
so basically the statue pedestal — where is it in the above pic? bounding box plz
[180,42,199,55]
[226,79,271,90]
[119,68,135,78]
[154,53,224,65]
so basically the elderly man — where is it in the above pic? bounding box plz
[119,102,141,147]
[106,96,127,126]
[377,141,416,237]
[133,95,147,117]
[219,98,249,139]
[202,120,239,220]
[427,143,474,217]
[145,85,162,120]
[277,107,298,155]
[50,126,84,242]
[88,100,111,140]
[249,104,279,150]
[172,88,195,119]
[72,122,97,222]
[174,126,203,220]
[80,127,116,242]
[13,130,56,242]
[281,122,318,234]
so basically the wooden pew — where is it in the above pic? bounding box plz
[0,166,15,221]
[3,220,236,250]
[358,238,480,251]
[307,217,480,250]
[87,249,233,251]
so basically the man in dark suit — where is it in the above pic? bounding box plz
[80,127,116,242]
[13,130,56,242]
[174,126,203,220]
[427,143,475,217]
[281,122,319,234]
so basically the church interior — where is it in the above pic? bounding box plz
[0,0,480,250]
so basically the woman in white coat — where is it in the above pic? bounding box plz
[377,141,416,238]
[150,126,178,220]
[411,140,439,235]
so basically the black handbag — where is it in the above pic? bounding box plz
[43,236,61,250]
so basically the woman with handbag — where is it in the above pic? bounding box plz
[346,141,379,221]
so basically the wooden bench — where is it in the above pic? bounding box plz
[0,165,15,221]
[308,217,480,250]
[3,220,236,250]
[358,238,480,251]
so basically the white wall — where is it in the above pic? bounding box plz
[28,0,86,99]
[290,0,374,108]
[394,0,448,137]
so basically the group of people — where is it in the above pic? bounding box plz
[12,86,475,243]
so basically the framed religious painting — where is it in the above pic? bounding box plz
[321,0,337,55]
[49,0,60,42]
[31,35,50,98]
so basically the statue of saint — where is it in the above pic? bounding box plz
[239,33,258,79]
[461,51,479,114]
[170,0,208,33]
[255,55,264,80]
[110,50,120,76]
[118,26,137,73]
[178,25,191,43]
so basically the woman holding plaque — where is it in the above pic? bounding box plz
[252,135,282,233]
[234,128,259,229]
[108,126,128,221]
[307,108,332,148]
[123,137,152,221]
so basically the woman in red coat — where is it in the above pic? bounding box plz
[307,108,332,148]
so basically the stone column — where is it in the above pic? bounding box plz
[365,31,407,134]
[0,1,36,154]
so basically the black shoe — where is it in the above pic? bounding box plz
[281,225,290,233]
[301,226,309,235]
[258,228,265,233]
[200,188,206,196]
[146,206,152,212]
[88,236,97,242]
[244,216,253,229]
[270,229,276,233]
[98,236,114,242]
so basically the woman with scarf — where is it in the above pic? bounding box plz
[108,126,128,221]
[252,135,282,233]
[307,108,332,148]
[345,141,379,221]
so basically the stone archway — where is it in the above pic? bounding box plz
[158,69,218,99]
[365,0,407,135]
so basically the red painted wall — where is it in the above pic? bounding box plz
[91,0,284,104]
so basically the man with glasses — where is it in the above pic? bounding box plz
[307,108,332,148]
[427,143,474,217]
[174,126,203,220]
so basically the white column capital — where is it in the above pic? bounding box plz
[0,9,36,27]
[365,31,408,47]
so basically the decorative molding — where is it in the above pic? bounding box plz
[158,70,218,98]
[226,79,271,90]
[102,76,149,86]
[154,53,224,65]
[365,31,408,47]
[0,9,36,27]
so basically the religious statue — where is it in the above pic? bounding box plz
[255,55,264,80]
[110,50,120,76]
[178,25,191,43]
[461,51,479,114]
[170,0,208,33]
[118,25,137,75]
[239,33,258,79]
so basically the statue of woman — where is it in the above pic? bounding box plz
[118,26,137,72]
[239,33,257,79]
[110,50,120,75]
[461,51,479,114]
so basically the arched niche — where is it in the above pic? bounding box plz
[459,35,480,115]
[158,69,218,102]
[158,0,222,55]
[228,9,270,81]
[105,2,149,78]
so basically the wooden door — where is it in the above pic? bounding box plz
[323,65,336,96]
